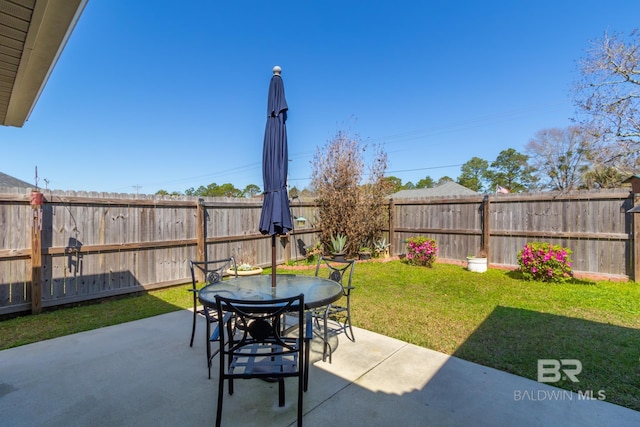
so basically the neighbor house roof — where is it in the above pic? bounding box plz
[392,181,479,198]
[0,171,31,188]
[0,0,87,127]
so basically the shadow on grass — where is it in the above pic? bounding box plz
[452,305,640,411]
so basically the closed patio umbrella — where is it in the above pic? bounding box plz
[259,66,292,287]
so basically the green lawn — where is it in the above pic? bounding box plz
[1,260,639,411]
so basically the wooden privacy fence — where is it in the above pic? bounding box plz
[0,189,320,316]
[389,189,637,279]
[0,187,637,316]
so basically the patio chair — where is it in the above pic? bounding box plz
[188,257,237,378]
[213,293,311,427]
[313,256,356,362]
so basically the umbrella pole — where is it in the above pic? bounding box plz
[271,235,276,287]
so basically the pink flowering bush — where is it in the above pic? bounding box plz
[517,242,573,283]
[405,236,439,267]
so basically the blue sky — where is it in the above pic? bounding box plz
[2,0,639,194]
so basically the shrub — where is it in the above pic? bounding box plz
[304,241,323,264]
[404,236,439,267]
[310,128,391,256]
[517,242,573,283]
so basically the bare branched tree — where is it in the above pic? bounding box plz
[525,126,592,191]
[574,29,640,182]
[310,130,390,255]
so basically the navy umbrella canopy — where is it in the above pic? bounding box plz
[259,66,292,286]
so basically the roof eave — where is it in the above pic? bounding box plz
[3,0,88,127]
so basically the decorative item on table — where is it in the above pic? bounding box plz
[229,263,263,276]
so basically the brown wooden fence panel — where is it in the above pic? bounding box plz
[488,191,632,276]
[391,196,484,260]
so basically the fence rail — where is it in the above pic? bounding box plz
[0,187,636,316]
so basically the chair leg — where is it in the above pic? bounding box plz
[206,321,212,379]
[323,307,332,363]
[297,370,304,427]
[344,297,355,342]
[190,304,197,347]
[344,309,355,342]
[216,367,224,427]
[304,335,310,391]
[278,379,285,407]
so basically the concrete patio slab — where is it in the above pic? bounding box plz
[1,309,638,426]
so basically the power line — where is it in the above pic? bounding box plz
[387,164,465,175]
[139,100,570,191]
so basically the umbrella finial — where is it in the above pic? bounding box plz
[273,65,281,76]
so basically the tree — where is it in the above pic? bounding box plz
[288,186,300,199]
[525,126,591,191]
[217,183,242,197]
[242,184,261,198]
[299,187,315,198]
[155,189,182,196]
[457,157,488,192]
[581,166,626,190]
[184,183,242,197]
[415,176,435,188]
[574,29,640,183]
[485,148,538,192]
[185,186,203,197]
[436,176,454,186]
[310,129,390,255]
[383,176,404,194]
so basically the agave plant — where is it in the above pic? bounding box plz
[373,237,391,256]
[330,233,347,254]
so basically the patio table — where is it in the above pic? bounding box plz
[198,274,342,310]
[198,274,343,364]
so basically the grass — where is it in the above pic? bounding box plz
[1,260,639,410]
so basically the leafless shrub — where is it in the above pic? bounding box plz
[310,129,390,256]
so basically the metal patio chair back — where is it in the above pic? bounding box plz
[188,257,237,378]
[313,256,356,362]
[213,293,310,427]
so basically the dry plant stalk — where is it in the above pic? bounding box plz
[310,129,391,255]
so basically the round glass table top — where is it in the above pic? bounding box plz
[198,274,343,309]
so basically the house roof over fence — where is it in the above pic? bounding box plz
[392,181,478,198]
[0,0,87,127]
[0,171,31,188]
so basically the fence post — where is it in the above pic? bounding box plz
[30,191,43,314]
[633,194,640,281]
[196,198,205,270]
[283,235,291,264]
[388,198,395,256]
[482,195,490,259]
